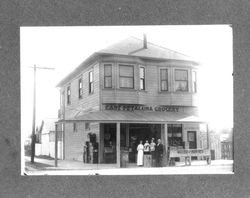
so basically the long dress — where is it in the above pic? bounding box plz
[137,144,144,166]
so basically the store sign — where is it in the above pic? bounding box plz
[104,104,179,112]
[169,149,210,158]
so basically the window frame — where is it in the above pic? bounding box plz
[104,64,112,88]
[78,77,83,99]
[88,70,94,94]
[160,68,169,92]
[174,69,189,92]
[139,66,145,90]
[119,64,134,89]
[73,122,77,133]
[192,70,197,93]
[66,85,71,105]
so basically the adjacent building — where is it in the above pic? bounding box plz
[56,36,208,167]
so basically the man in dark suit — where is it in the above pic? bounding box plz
[155,139,164,167]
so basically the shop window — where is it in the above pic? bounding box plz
[140,67,145,90]
[175,69,188,91]
[160,69,168,91]
[78,78,83,99]
[192,71,197,93]
[119,64,134,89]
[73,122,77,132]
[89,71,94,94]
[104,64,112,88]
[168,124,183,147]
[66,85,71,105]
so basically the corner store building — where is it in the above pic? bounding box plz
[56,36,208,167]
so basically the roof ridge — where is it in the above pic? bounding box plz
[124,36,193,58]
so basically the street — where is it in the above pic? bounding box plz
[23,157,233,175]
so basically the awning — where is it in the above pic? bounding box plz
[65,111,206,123]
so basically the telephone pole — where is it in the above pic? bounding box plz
[30,65,55,163]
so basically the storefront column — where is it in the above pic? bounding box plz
[164,123,168,166]
[116,122,121,168]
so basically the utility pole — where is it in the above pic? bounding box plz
[30,65,55,163]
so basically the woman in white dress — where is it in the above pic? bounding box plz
[137,140,144,166]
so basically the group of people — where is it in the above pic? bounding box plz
[137,138,164,167]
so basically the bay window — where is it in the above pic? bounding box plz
[104,64,112,88]
[119,64,134,89]
[175,69,188,92]
[160,69,168,91]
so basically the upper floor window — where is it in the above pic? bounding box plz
[78,78,83,99]
[104,64,112,88]
[73,122,77,132]
[192,71,197,93]
[175,69,188,92]
[160,69,168,91]
[119,64,134,89]
[66,86,71,105]
[89,71,94,94]
[140,67,145,90]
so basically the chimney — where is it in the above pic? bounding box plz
[143,34,147,49]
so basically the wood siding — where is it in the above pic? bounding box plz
[61,62,100,120]
[100,57,199,108]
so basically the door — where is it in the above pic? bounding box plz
[187,131,197,149]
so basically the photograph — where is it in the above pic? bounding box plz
[20,25,233,175]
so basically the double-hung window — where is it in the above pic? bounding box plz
[175,69,188,92]
[104,64,112,88]
[78,78,83,99]
[192,71,197,93]
[66,86,71,105]
[89,71,94,94]
[160,69,168,91]
[140,67,145,90]
[119,64,134,89]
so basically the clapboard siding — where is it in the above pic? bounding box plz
[62,62,100,120]
[100,60,198,107]
[64,122,100,161]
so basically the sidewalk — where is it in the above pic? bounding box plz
[24,156,233,175]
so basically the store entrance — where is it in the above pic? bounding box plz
[126,124,161,163]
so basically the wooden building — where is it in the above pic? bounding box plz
[56,36,208,167]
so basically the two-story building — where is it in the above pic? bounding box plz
[56,36,207,167]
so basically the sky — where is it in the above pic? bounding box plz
[20,25,233,139]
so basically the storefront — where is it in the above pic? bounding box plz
[63,104,207,167]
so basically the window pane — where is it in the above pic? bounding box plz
[105,77,112,88]
[89,71,93,82]
[140,79,145,90]
[120,65,133,77]
[120,77,133,88]
[161,80,168,91]
[175,70,188,80]
[140,67,145,78]
[104,65,112,76]
[175,81,188,91]
[160,69,168,80]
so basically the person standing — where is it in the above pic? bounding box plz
[137,140,144,166]
[150,138,156,167]
[155,139,164,167]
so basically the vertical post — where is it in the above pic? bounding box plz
[164,123,168,166]
[206,123,211,164]
[116,122,121,168]
[206,123,210,149]
[55,124,58,167]
[31,65,36,163]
